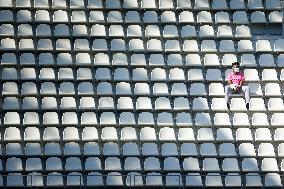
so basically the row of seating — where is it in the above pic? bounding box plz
[2,141,283,157]
[3,126,284,141]
[2,156,283,172]
[2,52,284,67]
[1,96,284,111]
[0,0,281,10]
[0,81,281,96]
[0,38,284,53]
[2,68,284,81]
[0,9,281,23]
[2,38,284,52]
[1,110,284,125]
[1,172,282,187]
[1,24,279,38]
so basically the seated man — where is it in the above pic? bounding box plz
[225,62,250,109]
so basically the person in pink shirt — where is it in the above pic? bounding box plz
[225,62,250,109]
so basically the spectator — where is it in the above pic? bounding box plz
[225,62,250,109]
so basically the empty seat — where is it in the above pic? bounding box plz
[192,97,209,110]
[155,97,171,110]
[225,173,242,187]
[183,40,199,52]
[63,127,79,141]
[183,157,199,171]
[178,128,195,141]
[200,143,217,156]
[41,97,57,110]
[3,129,19,142]
[222,158,239,171]
[6,143,22,155]
[190,83,206,95]
[219,40,235,52]
[201,40,217,52]
[209,84,225,96]
[53,10,68,22]
[203,158,219,171]
[157,112,173,125]
[188,69,203,81]
[0,10,13,22]
[186,173,203,186]
[233,11,249,24]
[103,142,119,156]
[217,128,234,141]
[275,39,284,52]
[44,142,61,156]
[239,143,256,156]
[164,157,180,171]
[181,143,198,156]
[220,143,237,156]
[242,158,259,171]
[140,127,156,141]
[215,12,230,23]
[265,83,281,96]
[233,113,250,126]
[268,98,284,111]
[197,11,212,23]
[237,128,253,141]
[274,128,284,141]
[246,173,262,186]
[2,68,18,80]
[65,157,82,171]
[46,157,62,171]
[174,97,190,110]
[199,25,214,37]
[181,25,196,38]
[176,112,193,126]
[153,83,169,95]
[217,25,233,37]
[230,98,247,111]
[262,69,278,81]
[214,113,231,126]
[265,173,282,187]
[121,127,137,140]
[206,69,222,81]
[159,127,176,141]
[64,142,80,155]
[24,127,40,141]
[197,128,214,141]
[258,143,275,156]
[248,91,264,108]
[177,9,193,22]
[204,54,219,66]
[269,11,282,23]
[251,11,266,23]
[101,127,118,140]
[43,127,60,141]
[252,113,269,126]
[195,113,212,126]
[255,128,272,141]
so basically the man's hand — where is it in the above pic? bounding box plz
[234,85,241,92]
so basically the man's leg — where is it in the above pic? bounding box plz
[224,85,233,109]
[240,86,250,109]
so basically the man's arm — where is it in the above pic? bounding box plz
[227,80,232,85]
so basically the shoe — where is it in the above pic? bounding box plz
[246,103,249,110]
[227,103,230,109]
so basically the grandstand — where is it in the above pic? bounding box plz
[0,0,284,187]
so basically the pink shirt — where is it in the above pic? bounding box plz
[226,71,245,85]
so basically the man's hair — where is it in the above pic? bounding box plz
[232,62,240,67]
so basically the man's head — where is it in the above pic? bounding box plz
[232,62,240,73]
